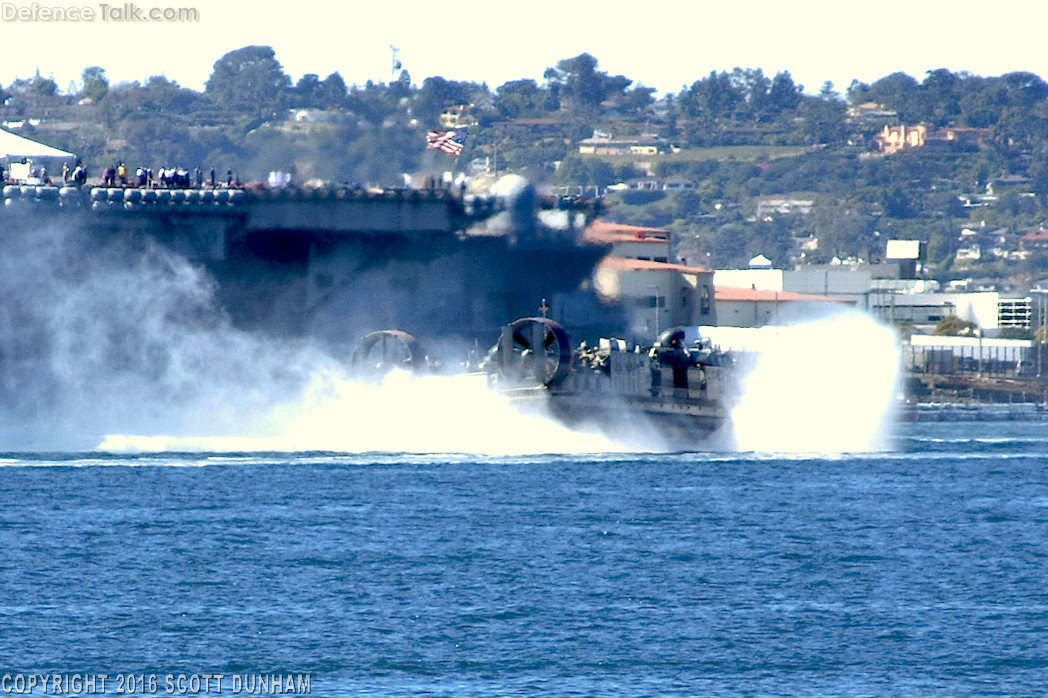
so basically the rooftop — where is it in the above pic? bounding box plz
[598,257,712,275]
[584,220,672,245]
[714,286,856,304]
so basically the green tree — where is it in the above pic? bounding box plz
[8,74,59,101]
[205,45,292,115]
[320,73,348,108]
[1029,152,1048,208]
[866,71,922,121]
[846,79,871,106]
[712,222,751,267]
[618,83,656,116]
[679,70,743,122]
[544,53,633,119]
[796,94,846,145]
[921,68,960,125]
[102,76,206,126]
[555,154,615,190]
[494,79,546,119]
[31,76,58,98]
[958,79,1004,128]
[345,81,400,126]
[415,77,478,127]
[120,117,208,168]
[292,73,323,108]
[730,68,772,122]
[934,317,977,336]
[81,66,109,102]
[812,199,877,262]
[880,186,916,219]
[767,71,802,116]
[674,189,703,219]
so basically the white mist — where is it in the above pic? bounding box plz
[101,369,626,455]
[728,311,900,453]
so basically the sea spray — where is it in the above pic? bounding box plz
[729,310,900,453]
[101,369,627,455]
[1,220,354,450]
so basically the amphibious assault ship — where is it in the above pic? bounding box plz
[1,177,609,346]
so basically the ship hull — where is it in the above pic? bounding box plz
[1,185,608,350]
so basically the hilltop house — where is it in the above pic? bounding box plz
[578,131,665,155]
[438,105,478,129]
[1020,226,1048,251]
[874,124,989,154]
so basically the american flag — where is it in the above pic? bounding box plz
[426,129,467,156]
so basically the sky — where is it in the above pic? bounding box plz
[2,0,1045,98]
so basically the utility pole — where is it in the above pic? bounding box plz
[648,285,662,339]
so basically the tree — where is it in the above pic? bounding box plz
[415,77,477,126]
[662,93,679,138]
[293,73,323,108]
[81,66,109,102]
[390,70,413,100]
[818,80,840,101]
[730,68,772,122]
[675,189,703,219]
[121,117,209,168]
[546,53,604,112]
[866,71,923,121]
[679,70,743,121]
[958,81,1005,128]
[797,94,846,145]
[102,76,205,125]
[846,79,871,106]
[345,81,399,126]
[617,83,656,116]
[545,53,633,118]
[767,71,802,115]
[495,79,548,119]
[999,71,1048,109]
[205,45,292,115]
[555,154,616,191]
[31,76,58,98]
[934,317,977,336]
[880,186,916,219]
[921,69,960,125]
[8,74,59,101]
[320,72,348,108]
[811,199,877,262]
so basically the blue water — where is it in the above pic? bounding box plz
[2,422,1047,696]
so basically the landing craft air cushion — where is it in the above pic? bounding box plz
[352,316,738,449]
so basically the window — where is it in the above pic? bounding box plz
[642,295,666,308]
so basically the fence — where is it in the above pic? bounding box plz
[903,344,1045,379]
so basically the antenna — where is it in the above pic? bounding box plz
[390,45,402,82]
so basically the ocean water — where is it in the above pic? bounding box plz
[2,421,1047,697]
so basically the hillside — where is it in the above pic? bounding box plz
[2,49,1046,289]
